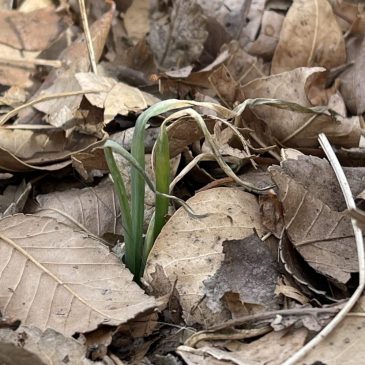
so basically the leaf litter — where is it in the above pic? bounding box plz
[0,0,365,364]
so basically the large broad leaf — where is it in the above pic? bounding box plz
[271,0,346,74]
[0,214,156,336]
[144,187,266,327]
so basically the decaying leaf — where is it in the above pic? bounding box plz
[270,166,358,285]
[148,0,208,69]
[0,214,156,336]
[271,0,346,74]
[145,187,265,327]
[203,235,279,313]
[0,325,101,365]
[241,67,362,147]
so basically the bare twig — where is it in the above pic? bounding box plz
[78,0,98,74]
[282,133,365,365]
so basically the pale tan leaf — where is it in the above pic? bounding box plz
[145,188,265,327]
[124,0,150,42]
[272,0,346,74]
[0,214,156,336]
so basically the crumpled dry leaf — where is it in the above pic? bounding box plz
[0,325,103,365]
[0,180,31,217]
[241,67,362,148]
[0,214,156,336]
[271,0,346,74]
[148,0,208,69]
[34,179,122,237]
[339,35,365,115]
[300,296,365,365]
[270,166,358,285]
[145,187,265,327]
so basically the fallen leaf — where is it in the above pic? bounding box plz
[271,0,346,74]
[124,0,150,42]
[0,325,101,365]
[300,296,365,365]
[145,187,265,327]
[270,166,358,285]
[222,41,268,85]
[241,67,363,148]
[148,0,208,69]
[246,10,285,60]
[339,35,365,115]
[34,179,122,237]
[230,328,308,365]
[0,7,67,51]
[104,82,160,123]
[0,214,156,336]
[0,180,31,217]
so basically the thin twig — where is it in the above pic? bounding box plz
[0,89,104,125]
[78,0,98,74]
[282,133,365,365]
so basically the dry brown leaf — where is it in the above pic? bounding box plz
[0,180,31,217]
[339,35,365,115]
[104,82,160,123]
[0,128,102,173]
[246,10,285,60]
[228,328,308,365]
[148,0,208,69]
[34,179,122,237]
[300,296,365,364]
[0,214,156,336]
[0,8,67,51]
[0,325,101,365]
[124,0,150,42]
[241,67,362,148]
[16,2,115,124]
[270,166,358,284]
[271,0,346,74]
[145,188,265,327]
